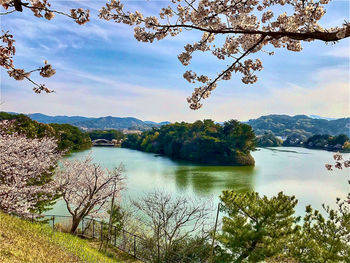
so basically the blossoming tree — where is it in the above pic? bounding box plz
[55,156,125,233]
[99,0,350,109]
[0,120,62,216]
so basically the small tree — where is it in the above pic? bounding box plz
[0,120,62,216]
[56,156,125,233]
[107,205,126,233]
[289,200,350,262]
[216,191,299,263]
[132,190,214,262]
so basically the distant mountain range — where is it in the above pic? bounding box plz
[8,112,170,131]
[6,112,350,136]
[144,120,171,126]
[247,114,350,137]
[308,115,337,121]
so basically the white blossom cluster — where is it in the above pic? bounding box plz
[1,0,90,24]
[70,8,90,25]
[325,153,350,204]
[0,32,16,73]
[0,120,61,216]
[0,31,55,93]
[99,0,349,109]
[55,156,125,220]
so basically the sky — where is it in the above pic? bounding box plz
[0,0,349,122]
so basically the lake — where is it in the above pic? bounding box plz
[50,146,349,217]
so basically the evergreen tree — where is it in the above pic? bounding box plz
[289,200,350,263]
[216,191,299,263]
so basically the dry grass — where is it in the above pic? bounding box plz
[0,212,120,263]
[88,240,143,263]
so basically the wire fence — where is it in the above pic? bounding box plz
[34,214,201,263]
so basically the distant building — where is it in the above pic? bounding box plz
[123,130,142,135]
[276,136,287,141]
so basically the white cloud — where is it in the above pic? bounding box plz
[2,66,349,122]
[325,45,350,58]
[206,66,350,121]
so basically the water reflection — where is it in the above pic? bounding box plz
[174,165,255,196]
[49,147,349,218]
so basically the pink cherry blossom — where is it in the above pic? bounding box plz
[55,156,125,233]
[0,120,62,216]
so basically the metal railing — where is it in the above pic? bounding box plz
[35,214,199,263]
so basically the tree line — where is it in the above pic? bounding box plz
[257,130,350,151]
[248,115,350,138]
[122,119,257,166]
[0,112,92,152]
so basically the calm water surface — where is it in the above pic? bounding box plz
[51,147,349,217]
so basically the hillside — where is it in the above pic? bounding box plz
[247,114,350,137]
[0,112,92,152]
[9,113,170,131]
[0,212,119,263]
[7,113,349,136]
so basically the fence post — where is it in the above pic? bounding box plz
[100,221,103,242]
[31,214,34,223]
[157,243,160,263]
[52,215,55,231]
[122,229,125,249]
[92,219,95,239]
[210,203,221,263]
[133,235,136,258]
[81,218,84,234]
[114,226,117,246]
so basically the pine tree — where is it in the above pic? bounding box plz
[216,191,299,263]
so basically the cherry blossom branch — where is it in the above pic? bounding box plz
[6,62,56,93]
[3,0,90,24]
[1,1,89,92]
[191,35,266,109]
[0,9,16,15]
[326,153,350,204]
[99,0,350,109]
[149,22,350,42]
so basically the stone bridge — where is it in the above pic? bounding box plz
[92,139,115,146]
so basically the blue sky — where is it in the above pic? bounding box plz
[0,0,349,122]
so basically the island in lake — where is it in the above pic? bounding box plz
[122,119,256,166]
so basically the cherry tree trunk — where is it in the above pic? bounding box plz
[70,216,83,234]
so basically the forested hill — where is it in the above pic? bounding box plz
[247,115,350,137]
[8,113,169,131]
[122,120,256,166]
[0,112,92,152]
[7,112,349,136]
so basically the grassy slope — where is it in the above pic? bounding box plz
[0,211,126,263]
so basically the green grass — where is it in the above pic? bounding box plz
[0,211,128,263]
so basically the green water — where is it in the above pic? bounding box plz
[51,147,349,217]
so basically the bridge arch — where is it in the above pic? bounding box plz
[92,139,114,146]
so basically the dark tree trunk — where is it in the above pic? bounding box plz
[13,0,23,11]
[235,240,258,263]
[70,216,82,234]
